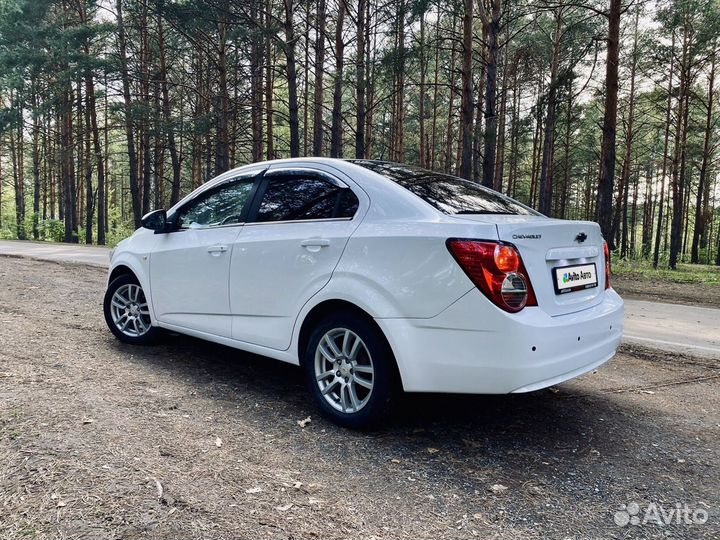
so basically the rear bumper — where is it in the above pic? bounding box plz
[376,289,624,394]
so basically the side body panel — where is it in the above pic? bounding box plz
[108,229,158,323]
[228,163,369,350]
[150,226,243,337]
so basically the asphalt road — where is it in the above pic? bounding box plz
[2,239,719,359]
[0,239,110,267]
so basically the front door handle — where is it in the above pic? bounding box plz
[300,238,331,249]
[207,245,228,255]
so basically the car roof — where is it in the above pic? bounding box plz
[169,157,445,221]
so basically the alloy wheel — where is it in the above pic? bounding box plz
[314,328,374,413]
[109,283,151,338]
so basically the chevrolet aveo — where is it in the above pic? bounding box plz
[104,158,624,428]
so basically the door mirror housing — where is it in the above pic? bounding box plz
[141,209,169,233]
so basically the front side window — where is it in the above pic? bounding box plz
[255,176,359,223]
[177,179,255,229]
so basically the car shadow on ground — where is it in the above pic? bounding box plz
[105,330,709,538]
[112,330,639,454]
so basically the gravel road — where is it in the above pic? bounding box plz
[0,256,718,539]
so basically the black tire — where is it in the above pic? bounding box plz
[103,274,160,345]
[303,312,398,429]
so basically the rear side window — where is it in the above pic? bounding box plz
[400,177,538,215]
[255,177,359,223]
[351,160,539,216]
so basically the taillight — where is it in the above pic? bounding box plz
[447,239,537,313]
[603,240,611,289]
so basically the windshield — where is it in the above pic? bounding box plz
[350,160,541,216]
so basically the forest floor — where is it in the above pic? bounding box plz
[0,256,718,539]
[613,260,720,308]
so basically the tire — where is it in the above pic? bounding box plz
[303,312,397,429]
[103,274,160,345]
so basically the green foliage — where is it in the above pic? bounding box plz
[613,258,720,285]
[105,206,135,247]
[0,226,15,239]
[41,219,65,242]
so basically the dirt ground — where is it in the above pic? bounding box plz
[0,256,718,539]
[613,274,720,309]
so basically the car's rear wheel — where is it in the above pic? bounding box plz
[304,313,397,429]
[103,274,159,344]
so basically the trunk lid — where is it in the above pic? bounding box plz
[456,215,606,316]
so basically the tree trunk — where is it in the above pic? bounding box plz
[538,14,562,216]
[444,11,458,173]
[302,4,311,155]
[670,25,690,270]
[363,0,374,156]
[265,0,275,159]
[611,8,639,252]
[629,168,639,256]
[458,0,473,180]
[480,1,502,188]
[691,51,715,263]
[654,32,675,269]
[641,161,654,258]
[330,0,346,157]
[596,0,621,239]
[31,86,41,240]
[157,5,181,207]
[250,0,264,162]
[284,0,301,157]
[116,0,142,228]
[86,76,105,244]
[507,60,520,197]
[355,0,366,158]
[620,162,630,257]
[559,84,572,219]
[473,23,488,182]
[61,84,78,242]
[529,79,543,207]
[83,77,94,245]
[215,8,230,174]
[430,5,441,169]
[10,102,26,240]
[391,0,406,162]
[494,36,509,192]
[312,0,326,156]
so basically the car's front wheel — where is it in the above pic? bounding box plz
[103,274,159,344]
[303,313,397,429]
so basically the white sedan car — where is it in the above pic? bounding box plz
[104,158,623,428]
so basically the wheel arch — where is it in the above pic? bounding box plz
[107,256,156,324]
[296,299,402,388]
[109,264,137,283]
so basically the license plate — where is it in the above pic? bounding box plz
[553,263,598,294]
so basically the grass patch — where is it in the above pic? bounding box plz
[613,258,720,285]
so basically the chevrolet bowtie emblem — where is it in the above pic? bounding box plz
[575,232,588,243]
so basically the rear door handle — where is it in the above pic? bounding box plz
[300,238,330,248]
[207,245,228,255]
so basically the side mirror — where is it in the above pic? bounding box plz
[141,209,169,233]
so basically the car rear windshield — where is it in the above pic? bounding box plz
[350,160,540,216]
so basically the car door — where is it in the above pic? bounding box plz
[150,172,260,337]
[228,166,365,350]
